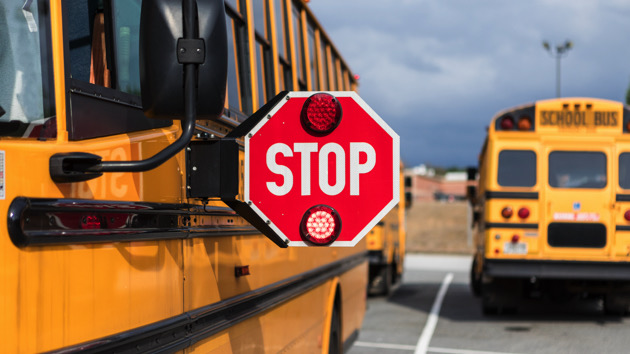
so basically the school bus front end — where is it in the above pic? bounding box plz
[1,0,368,352]
[471,98,630,314]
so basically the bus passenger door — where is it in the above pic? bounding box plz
[542,142,613,259]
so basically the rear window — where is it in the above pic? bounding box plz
[619,153,630,189]
[497,150,537,187]
[549,151,606,189]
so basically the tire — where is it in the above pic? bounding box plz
[379,264,393,296]
[328,305,342,354]
[470,257,482,297]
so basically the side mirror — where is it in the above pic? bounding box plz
[50,0,228,182]
[140,0,227,119]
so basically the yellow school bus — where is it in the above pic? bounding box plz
[367,166,406,295]
[0,0,368,352]
[469,97,630,315]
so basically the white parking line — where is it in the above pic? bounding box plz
[415,272,454,354]
[354,341,416,351]
[355,341,520,354]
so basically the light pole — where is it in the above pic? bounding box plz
[543,40,573,98]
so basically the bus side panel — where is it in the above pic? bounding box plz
[0,139,186,353]
[187,281,333,353]
[340,257,368,344]
[186,258,367,353]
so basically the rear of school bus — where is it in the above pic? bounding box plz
[1,0,367,352]
[470,97,630,314]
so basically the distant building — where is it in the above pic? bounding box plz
[404,166,476,203]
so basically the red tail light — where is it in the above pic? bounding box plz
[624,210,630,221]
[81,215,102,229]
[300,205,341,245]
[501,206,513,219]
[518,207,530,219]
[518,117,532,131]
[500,116,514,130]
[300,93,342,136]
[511,234,520,243]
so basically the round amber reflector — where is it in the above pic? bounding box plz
[300,93,342,136]
[501,206,513,219]
[300,205,341,245]
[518,117,532,130]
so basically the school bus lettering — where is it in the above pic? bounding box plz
[540,110,586,126]
[594,111,618,126]
[540,110,618,127]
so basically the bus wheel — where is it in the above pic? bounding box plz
[328,305,342,354]
[380,264,393,296]
[470,257,482,297]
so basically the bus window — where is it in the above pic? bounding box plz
[497,150,536,187]
[111,0,141,95]
[0,0,55,136]
[549,151,606,189]
[620,153,630,189]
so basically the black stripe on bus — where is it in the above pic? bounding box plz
[7,197,260,248]
[46,251,368,354]
[485,222,539,230]
[616,194,630,202]
[616,225,630,231]
[485,191,539,200]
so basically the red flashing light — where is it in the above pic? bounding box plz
[501,206,513,219]
[500,116,514,130]
[300,205,341,245]
[511,234,520,243]
[624,210,630,221]
[354,74,360,81]
[518,117,532,131]
[518,207,530,219]
[300,93,342,136]
[81,215,102,229]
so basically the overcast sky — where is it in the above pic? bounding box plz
[309,0,630,168]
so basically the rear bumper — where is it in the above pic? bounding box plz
[484,259,630,281]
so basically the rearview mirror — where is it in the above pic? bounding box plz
[140,0,227,120]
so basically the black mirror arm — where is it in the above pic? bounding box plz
[89,64,197,173]
[50,0,200,182]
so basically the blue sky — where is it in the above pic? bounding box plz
[308,0,630,168]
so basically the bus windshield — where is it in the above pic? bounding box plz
[0,0,54,137]
[549,151,607,189]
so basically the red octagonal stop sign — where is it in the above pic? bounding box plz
[245,91,399,246]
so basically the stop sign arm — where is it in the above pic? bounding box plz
[221,91,292,247]
[225,91,289,139]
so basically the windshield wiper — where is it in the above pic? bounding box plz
[0,105,5,118]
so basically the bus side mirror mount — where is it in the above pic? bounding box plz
[50,0,227,183]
